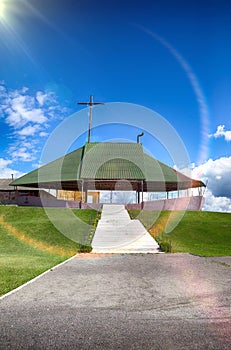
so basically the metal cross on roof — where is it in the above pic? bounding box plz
[78,95,104,143]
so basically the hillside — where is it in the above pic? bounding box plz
[0,206,98,296]
[129,210,231,256]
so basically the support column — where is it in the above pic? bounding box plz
[81,180,84,202]
[85,182,88,203]
[137,190,140,204]
[141,180,144,203]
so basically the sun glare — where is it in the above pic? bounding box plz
[0,1,5,19]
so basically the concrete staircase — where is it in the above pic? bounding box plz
[91,204,161,253]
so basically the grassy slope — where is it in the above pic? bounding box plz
[0,206,98,296]
[129,210,231,256]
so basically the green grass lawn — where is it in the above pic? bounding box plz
[129,210,231,256]
[0,206,99,296]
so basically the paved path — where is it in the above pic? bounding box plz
[0,254,230,349]
[92,204,160,253]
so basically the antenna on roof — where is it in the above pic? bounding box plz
[78,95,104,143]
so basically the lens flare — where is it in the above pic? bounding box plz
[39,102,191,245]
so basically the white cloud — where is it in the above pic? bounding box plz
[192,156,231,198]
[192,156,231,212]
[5,94,48,128]
[209,125,231,142]
[0,158,23,178]
[39,131,49,137]
[17,124,41,136]
[0,84,70,163]
[203,190,231,213]
[11,148,37,162]
[0,85,67,132]
[36,91,47,106]
[0,158,12,169]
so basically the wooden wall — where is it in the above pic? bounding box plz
[57,190,100,203]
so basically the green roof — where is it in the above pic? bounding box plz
[81,143,145,179]
[11,142,205,191]
[11,146,84,186]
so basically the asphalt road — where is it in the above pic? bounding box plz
[0,253,230,350]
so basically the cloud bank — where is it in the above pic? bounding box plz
[192,156,231,212]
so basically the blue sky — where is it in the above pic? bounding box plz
[0,0,231,211]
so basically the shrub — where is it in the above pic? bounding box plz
[77,244,92,253]
[159,241,172,253]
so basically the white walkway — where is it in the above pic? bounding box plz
[91,204,160,253]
